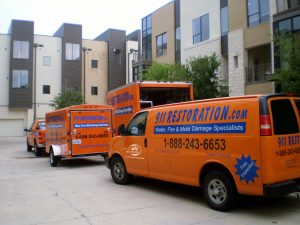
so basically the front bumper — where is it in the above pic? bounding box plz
[264,179,300,197]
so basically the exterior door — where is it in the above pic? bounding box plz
[122,111,149,176]
[70,110,112,155]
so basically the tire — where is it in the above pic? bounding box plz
[202,170,237,212]
[110,157,132,185]
[50,150,59,167]
[27,139,31,152]
[34,142,42,157]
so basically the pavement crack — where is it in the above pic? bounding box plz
[47,187,93,225]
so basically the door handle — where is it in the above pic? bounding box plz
[144,138,147,147]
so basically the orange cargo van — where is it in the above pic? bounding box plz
[106,81,193,132]
[25,120,46,156]
[106,94,300,211]
[46,104,114,167]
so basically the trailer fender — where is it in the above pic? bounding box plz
[51,145,62,156]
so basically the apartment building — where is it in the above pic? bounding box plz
[0,20,138,137]
[132,0,180,81]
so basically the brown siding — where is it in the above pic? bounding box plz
[9,20,34,108]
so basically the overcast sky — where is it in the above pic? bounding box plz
[0,0,171,39]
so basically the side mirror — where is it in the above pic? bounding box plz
[24,128,30,132]
[118,124,126,135]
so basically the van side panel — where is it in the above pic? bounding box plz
[106,83,140,130]
[261,97,300,185]
[147,98,263,195]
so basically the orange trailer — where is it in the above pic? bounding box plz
[45,104,114,167]
[106,81,193,132]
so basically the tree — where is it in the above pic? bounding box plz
[185,53,226,99]
[144,61,188,81]
[51,89,84,109]
[274,33,300,95]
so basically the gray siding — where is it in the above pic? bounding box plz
[54,23,82,91]
[96,29,126,91]
[9,20,34,108]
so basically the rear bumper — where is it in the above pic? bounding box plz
[264,179,300,197]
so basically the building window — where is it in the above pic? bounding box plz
[43,56,51,66]
[247,0,270,27]
[156,32,167,57]
[175,27,181,51]
[142,15,152,60]
[43,85,50,94]
[12,70,28,88]
[91,86,98,95]
[221,0,229,36]
[65,43,80,60]
[91,60,98,68]
[193,14,209,44]
[13,40,29,59]
[234,56,239,68]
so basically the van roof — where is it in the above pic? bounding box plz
[141,94,296,112]
[107,81,193,93]
[46,104,114,115]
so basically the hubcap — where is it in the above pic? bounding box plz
[207,179,227,205]
[114,162,124,180]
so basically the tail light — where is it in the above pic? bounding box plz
[260,115,272,136]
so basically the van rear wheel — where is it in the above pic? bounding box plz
[50,150,59,167]
[202,170,236,211]
[110,157,132,185]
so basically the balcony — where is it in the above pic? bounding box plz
[276,0,300,13]
[246,63,272,83]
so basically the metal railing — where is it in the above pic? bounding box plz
[276,0,300,13]
[246,63,271,83]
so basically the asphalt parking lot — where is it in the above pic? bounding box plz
[0,138,300,225]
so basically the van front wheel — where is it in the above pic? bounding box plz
[110,157,132,185]
[202,170,236,211]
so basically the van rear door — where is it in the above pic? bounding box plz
[70,110,112,156]
[260,96,300,185]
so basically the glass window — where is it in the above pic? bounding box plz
[175,27,181,51]
[126,112,148,136]
[13,40,29,59]
[271,99,299,135]
[65,43,80,60]
[201,14,209,41]
[247,0,270,27]
[91,86,98,95]
[43,85,50,94]
[221,6,229,36]
[156,32,167,57]
[43,56,51,66]
[293,16,300,30]
[142,15,152,60]
[12,70,28,88]
[193,14,210,44]
[260,0,270,22]
[91,60,98,68]
[279,19,292,33]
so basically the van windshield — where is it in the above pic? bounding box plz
[140,87,190,107]
[271,99,299,135]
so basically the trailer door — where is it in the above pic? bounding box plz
[70,110,112,156]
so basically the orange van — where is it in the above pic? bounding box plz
[25,120,46,156]
[106,94,300,211]
[45,104,114,167]
[106,81,193,133]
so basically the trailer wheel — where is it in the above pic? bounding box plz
[27,139,31,152]
[50,150,59,167]
[110,157,132,185]
[202,170,236,211]
[34,141,42,157]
